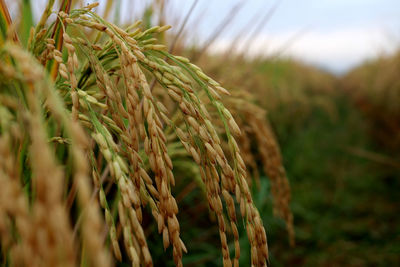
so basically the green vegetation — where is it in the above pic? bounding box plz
[272,94,400,266]
[196,55,400,266]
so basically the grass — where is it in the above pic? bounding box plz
[277,98,400,266]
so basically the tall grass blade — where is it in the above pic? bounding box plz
[19,0,34,46]
[0,0,19,44]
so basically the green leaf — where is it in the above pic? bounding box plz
[19,0,34,47]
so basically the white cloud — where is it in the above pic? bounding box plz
[209,26,399,73]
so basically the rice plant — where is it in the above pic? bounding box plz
[0,1,292,266]
[343,51,400,154]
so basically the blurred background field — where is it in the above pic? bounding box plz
[132,1,400,265]
[143,0,400,265]
[180,54,400,266]
[5,0,400,266]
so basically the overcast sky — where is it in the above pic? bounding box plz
[167,0,400,74]
[31,0,400,74]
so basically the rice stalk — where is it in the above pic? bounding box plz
[0,2,275,266]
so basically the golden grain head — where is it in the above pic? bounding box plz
[0,1,296,266]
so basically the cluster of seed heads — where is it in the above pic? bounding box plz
[219,91,294,246]
[0,2,292,267]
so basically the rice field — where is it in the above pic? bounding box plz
[0,1,399,266]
